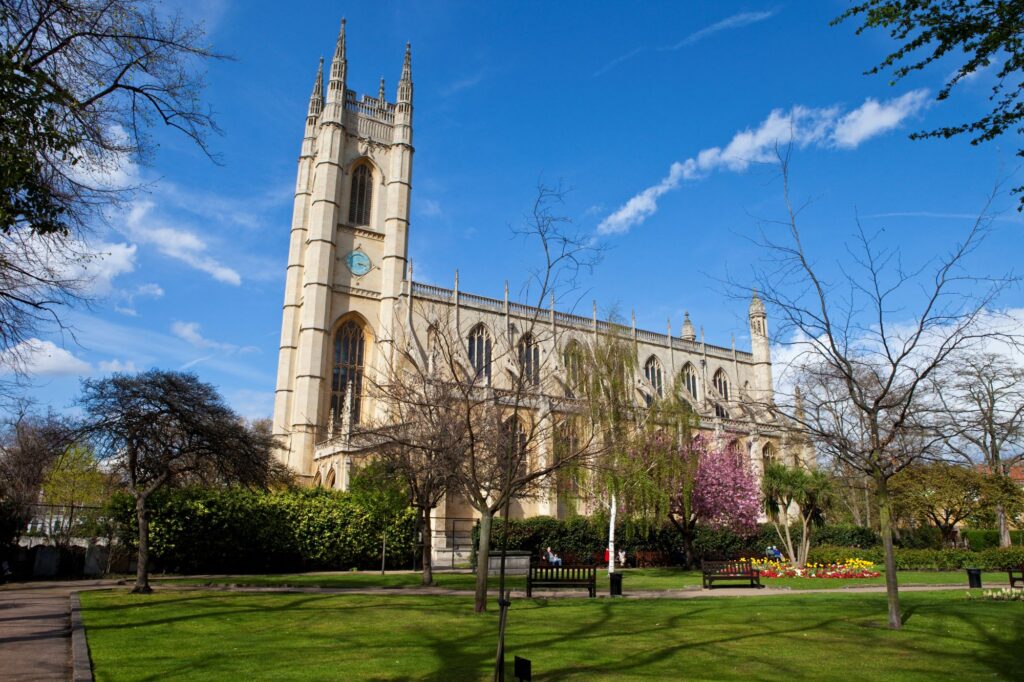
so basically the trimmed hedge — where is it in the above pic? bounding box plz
[808,544,1024,570]
[110,487,415,573]
[961,529,1024,551]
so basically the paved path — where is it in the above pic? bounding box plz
[0,580,115,682]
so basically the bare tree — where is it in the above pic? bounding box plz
[747,155,1016,628]
[931,353,1024,546]
[359,332,466,586]
[0,404,73,549]
[78,370,286,593]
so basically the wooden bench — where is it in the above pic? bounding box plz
[1010,566,1024,589]
[526,563,597,598]
[701,560,761,589]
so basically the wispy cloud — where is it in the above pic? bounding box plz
[114,282,164,316]
[440,71,485,96]
[598,90,930,235]
[171,321,258,354]
[122,200,242,285]
[861,210,1024,224]
[417,199,443,217]
[594,10,777,77]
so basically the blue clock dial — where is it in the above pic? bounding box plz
[346,250,371,276]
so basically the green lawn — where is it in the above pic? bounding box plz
[157,567,1012,592]
[80,589,1024,680]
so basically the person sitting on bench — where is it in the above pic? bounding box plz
[545,546,562,566]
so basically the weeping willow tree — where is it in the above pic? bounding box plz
[572,325,699,571]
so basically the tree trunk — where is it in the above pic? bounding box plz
[133,493,152,594]
[420,507,434,586]
[669,515,696,569]
[607,493,617,574]
[798,516,811,567]
[997,504,1011,548]
[876,474,901,629]
[474,511,493,613]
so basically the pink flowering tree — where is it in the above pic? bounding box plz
[662,435,760,567]
[692,440,762,534]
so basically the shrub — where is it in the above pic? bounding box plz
[896,526,944,550]
[813,524,879,548]
[110,486,415,573]
[961,529,1024,551]
[807,545,1024,570]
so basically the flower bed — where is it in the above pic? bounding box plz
[746,557,881,579]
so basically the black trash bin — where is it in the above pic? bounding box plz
[966,568,983,589]
[610,571,624,596]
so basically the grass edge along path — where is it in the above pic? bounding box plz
[80,588,1024,681]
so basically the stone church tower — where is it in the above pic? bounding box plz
[272,21,413,477]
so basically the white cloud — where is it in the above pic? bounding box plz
[1,339,91,376]
[77,242,137,295]
[136,283,165,298]
[833,90,930,149]
[122,201,242,285]
[598,90,930,235]
[98,359,138,373]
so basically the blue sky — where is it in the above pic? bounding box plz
[14,1,1022,417]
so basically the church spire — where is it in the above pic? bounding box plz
[308,57,324,119]
[324,19,347,123]
[397,42,413,104]
[378,76,386,102]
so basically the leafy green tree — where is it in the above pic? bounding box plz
[836,0,1024,206]
[40,444,112,546]
[890,462,1010,543]
[0,407,72,548]
[762,462,832,567]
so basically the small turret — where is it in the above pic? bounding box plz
[308,57,324,121]
[397,42,413,104]
[749,288,767,337]
[748,289,773,405]
[681,312,696,341]
[323,19,348,124]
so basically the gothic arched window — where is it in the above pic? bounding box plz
[713,369,730,419]
[762,442,777,470]
[682,362,698,399]
[562,340,583,395]
[325,468,337,489]
[331,320,365,425]
[644,355,664,399]
[502,416,528,476]
[468,324,492,384]
[348,164,373,226]
[518,333,540,387]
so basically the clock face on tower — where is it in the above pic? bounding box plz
[345,250,371,277]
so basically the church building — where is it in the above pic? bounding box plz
[272,23,806,562]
